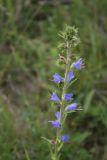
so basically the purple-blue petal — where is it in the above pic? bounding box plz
[51,121,61,128]
[64,93,73,101]
[53,73,63,84]
[67,72,74,83]
[73,58,84,69]
[60,134,70,143]
[66,103,77,111]
[55,111,60,120]
[50,92,60,102]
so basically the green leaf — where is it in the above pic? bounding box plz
[72,132,91,144]
[41,137,52,144]
[24,148,31,160]
[84,90,95,112]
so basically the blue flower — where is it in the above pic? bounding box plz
[60,134,70,143]
[53,73,63,84]
[51,120,61,128]
[66,103,77,111]
[55,111,60,121]
[64,93,73,101]
[73,58,84,69]
[51,112,61,128]
[50,92,60,102]
[67,72,74,83]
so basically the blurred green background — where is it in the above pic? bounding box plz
[0,0,107,160]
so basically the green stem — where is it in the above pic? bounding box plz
[60,42,71,120]
[53,42,71,160]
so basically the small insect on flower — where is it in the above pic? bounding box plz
[67,72,74,83]
[53,73,63,84]
[66,103,78,111]
[50,92,60,102]
[64,93,73,101]
[60,134,70,143]
[73,58,84,69]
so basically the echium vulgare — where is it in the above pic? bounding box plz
[43,25,84,160]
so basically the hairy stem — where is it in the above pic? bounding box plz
[53,42,71,160]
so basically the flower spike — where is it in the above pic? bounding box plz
[45,26,84,159]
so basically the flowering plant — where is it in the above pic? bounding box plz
[43,25,84,160]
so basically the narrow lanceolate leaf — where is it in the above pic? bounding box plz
[41,137,52,144]
[24,148,31,160]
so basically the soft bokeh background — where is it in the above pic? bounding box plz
[0,0,107,160]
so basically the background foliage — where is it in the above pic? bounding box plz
[0,0,107,160]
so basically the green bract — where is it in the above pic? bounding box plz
[59,25,80,47]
